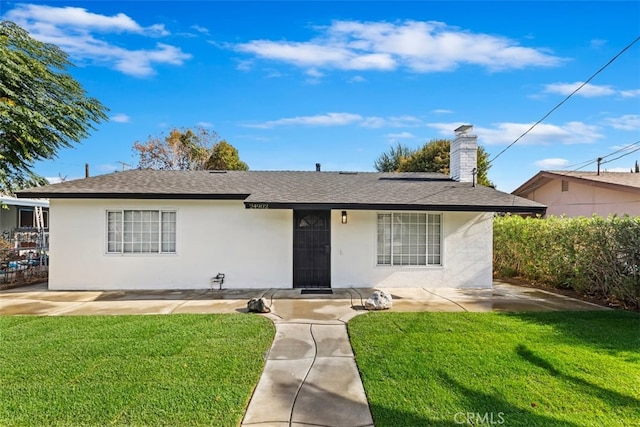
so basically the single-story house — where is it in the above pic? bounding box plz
[0,195,49,239]
[512,171,640,217]
[17,127,545,291]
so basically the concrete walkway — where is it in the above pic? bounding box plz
[241,289,373,427]
[0,281,607,427]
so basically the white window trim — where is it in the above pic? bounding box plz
[105,209,177,255]
[375,211,443,268]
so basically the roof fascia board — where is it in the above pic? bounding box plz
[512,171,551,196]
[245,202,546,214]
[0,196,50,207]
[14,192,250,200]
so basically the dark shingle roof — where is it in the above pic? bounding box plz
[17,170,546,214]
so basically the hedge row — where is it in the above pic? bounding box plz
[493,215,640,309]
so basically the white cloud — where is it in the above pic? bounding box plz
[265,69,284,78]
[111,44,190,76]
[232,20,563,76]
[348,75,366,83]
[244,112,363,129]
[236,60,253,71]
[197,121,213,128]
[543,82,616,98]
[619,89,640,98]
[432,109,453,114]
[306,68,324,78]
[534,158,569,169]
[191,24,209,35]
[360,116,387,128]
[590,39,607,49]
[361,115,424,128]
[4,4,189,77]
[604,114,640,131]
[385,131,415,139]
[428,121,603,145]
[243,113,425,129]
[6,4,152,33]
[110,113,130,123]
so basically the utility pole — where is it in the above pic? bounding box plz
[596,157,602,176]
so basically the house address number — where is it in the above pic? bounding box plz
[247,203,269,209]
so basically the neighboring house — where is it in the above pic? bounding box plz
[17,127,545,291]
[0,195,49,240]
[512,171,640,217]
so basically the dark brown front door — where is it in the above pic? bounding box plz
[293,210,331,288]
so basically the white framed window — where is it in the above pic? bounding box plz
[377,212,441,266]
[106,210,176,254]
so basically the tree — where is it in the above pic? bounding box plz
[374,139,494,187]
[373,142,413,172]
[133,127,214,170]
[397,139,451,174]
[205,140,249,171]
[133,127,249,171]
[0,21,108,193]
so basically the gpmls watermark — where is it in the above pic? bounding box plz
[454,412,506,425]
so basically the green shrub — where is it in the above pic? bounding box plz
[494,215,640,309]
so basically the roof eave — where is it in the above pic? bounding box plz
[245,201,547,214]
[14,192,250,200]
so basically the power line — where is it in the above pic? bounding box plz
[602,140,640,163]
[568,158,599,171]
[489,35,640,164]
[601,143,640,164]
[567,139,640,171]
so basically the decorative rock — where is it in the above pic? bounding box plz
[247,297,271,313]
[364,290,393,310]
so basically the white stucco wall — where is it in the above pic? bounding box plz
[49,200,494,290]
[48,199,293,290]
[331,210,493,289]
[526,179,640,217]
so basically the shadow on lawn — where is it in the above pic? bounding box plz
[437,372,581,427]
[367,403,457,427]
[368,372,582,427]
[516,344,640,409]
[503,310,640,353]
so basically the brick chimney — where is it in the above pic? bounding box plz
[450,125,477,183]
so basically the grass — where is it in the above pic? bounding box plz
[348,310,640,427]
[0,314,274,427]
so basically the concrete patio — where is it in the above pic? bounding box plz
[0,280,607,317]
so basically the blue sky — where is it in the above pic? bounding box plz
[1,1,639,192]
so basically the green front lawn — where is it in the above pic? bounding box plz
[0,314,274,426]
[349,311,640,426]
